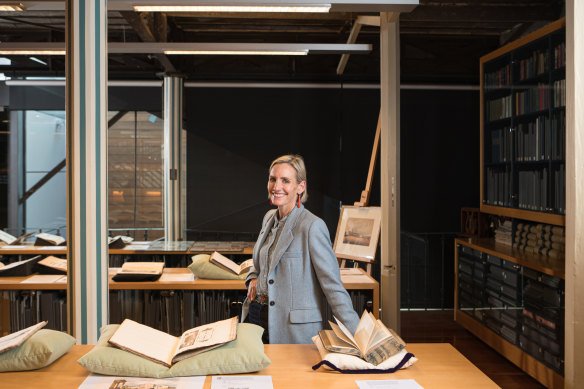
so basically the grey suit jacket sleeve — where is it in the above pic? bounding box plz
[308,218,361,334]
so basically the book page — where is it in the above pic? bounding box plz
[120,262,164,274]
[0,230,16,244]
[209,252,240,275]
[353,310,378,352]
[330,319,359,349]
[36,232,66,245]
[0,256,39,272]
[0,321,46,353]
[38,255,67,272]
[238,258,254,274]
[108,319,179,367]
[175,316,238,358]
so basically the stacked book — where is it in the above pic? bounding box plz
[494,220,513,246]
[513,222,565,259]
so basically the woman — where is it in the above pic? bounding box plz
[241,154,360,344]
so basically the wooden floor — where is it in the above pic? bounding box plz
[400,310,546,389]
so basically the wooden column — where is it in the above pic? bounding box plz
[564,2,584,387]
[163,76,184,241]
[379,12,400,330]
[66,0,108,344]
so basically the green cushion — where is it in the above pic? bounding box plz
[188,254,247,280]
[0,329,75,372]
[77,323,270,378]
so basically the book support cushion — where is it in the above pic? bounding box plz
[0,329,75,372]
[188,254,247,280]
[77,323,270,378]
[311,335,418,374]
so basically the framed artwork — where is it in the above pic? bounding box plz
[333,206,381,262]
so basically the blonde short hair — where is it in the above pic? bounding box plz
[269,154,308,203]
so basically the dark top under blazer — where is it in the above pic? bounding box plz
[242,204,360,344]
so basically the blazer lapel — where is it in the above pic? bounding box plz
[268,205,304,274]
[253,210,277,262]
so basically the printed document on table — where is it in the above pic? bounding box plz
[78,374,205,389]
[159,272,195,282]
[211,376,273,389]
[21,275,64,284]
[356,379,424,389]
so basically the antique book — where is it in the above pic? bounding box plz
[209,251,253,276]
[0,321,47,354]
[34,232,66,246]
[0,230,35,246]
[0,255,43,277]
[37,255,67,274]
[108,235,134,249]
[318,310,406,366]
[112,262,165,282]
[108,316,239,367]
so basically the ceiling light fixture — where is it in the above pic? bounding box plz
[133,4,331,12]
[164,49,308,55]
[0,2,24,11]
[0,50,65,55]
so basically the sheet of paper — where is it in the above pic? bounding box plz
[341,274,374,283]
[356,379,424,389]
[1,245,26,249]
[38,246,66,250]
[21,275,64,284]
[159,273,195,282]
[211,376,273,389]
[340,268,363,275]
[78,374,205,389]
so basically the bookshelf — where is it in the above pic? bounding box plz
[0,268,379,337]
[454,18,566,389]
[480,18,566,226]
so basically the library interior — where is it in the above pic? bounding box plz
[0,1,583,388]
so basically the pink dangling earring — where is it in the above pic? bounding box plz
[297,194,301,208]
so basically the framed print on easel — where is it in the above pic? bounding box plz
[333,206,381,266]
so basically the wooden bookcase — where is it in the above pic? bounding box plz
[454,18,566,389]
[480,18,565,225]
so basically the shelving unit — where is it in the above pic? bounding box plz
[0,268,379,336]
[480,18,566,226]
[455,18,566,389]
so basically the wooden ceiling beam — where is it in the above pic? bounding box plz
[120,11,176,73]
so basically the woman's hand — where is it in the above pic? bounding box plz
[247,278,258,302]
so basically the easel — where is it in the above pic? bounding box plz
[339,111,381,275]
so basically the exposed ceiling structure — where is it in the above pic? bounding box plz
[0,0,565,83]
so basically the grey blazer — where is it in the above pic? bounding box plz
[241,205,360,344]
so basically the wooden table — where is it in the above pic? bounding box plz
[0,343,499,389]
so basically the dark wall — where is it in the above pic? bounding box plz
[401,89,480,233]
[185,86,480,237]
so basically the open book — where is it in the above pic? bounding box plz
[0,321,47,354]
[108,235,134,249]
[37,255,67,274]
[318,310,406,365]
[209,251,253,276]
[0,230,35,246]
[34,232,66,246]
[112,262,165,282]
[108,316,238,367]
[0,255,43,277]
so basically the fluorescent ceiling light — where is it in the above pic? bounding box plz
[133,4,330,12]
[0,50,65,55]
[0,2,24,11]
[29,56,48,65]
[164,49,308,55]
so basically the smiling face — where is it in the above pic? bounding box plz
[268,162,306,218]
